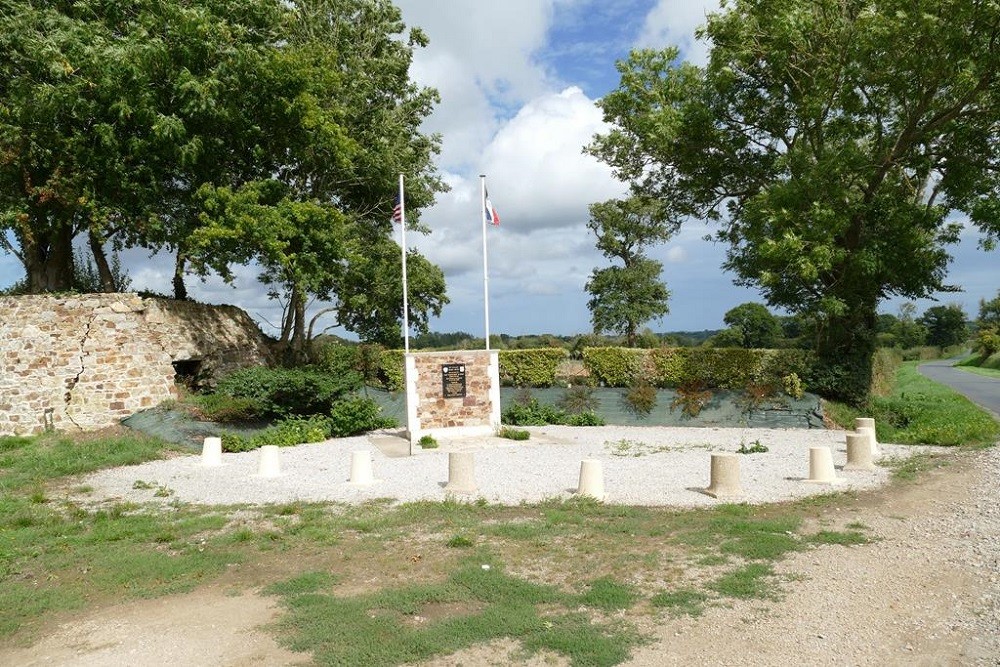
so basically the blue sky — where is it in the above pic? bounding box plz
[1,0,996,337]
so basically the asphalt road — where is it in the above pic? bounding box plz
[918,359,1000,417]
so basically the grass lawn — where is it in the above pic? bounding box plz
[955,365,1000,379]
[1,364,996,665]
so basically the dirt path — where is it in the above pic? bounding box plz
[2,446,997,666]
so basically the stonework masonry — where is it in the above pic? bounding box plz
[405,350,501,448]
[0,294,272,436]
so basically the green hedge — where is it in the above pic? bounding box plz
[499,348,568,387]
[379,349,405,392]
[582,346,816,390]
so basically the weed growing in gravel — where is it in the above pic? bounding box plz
[736,439,769,454]
[650,588,710,617]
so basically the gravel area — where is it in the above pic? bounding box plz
[77,426,936,507]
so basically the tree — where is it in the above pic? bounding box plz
[979,290,1000,327]
[590,0,1000,403]
[919,304,968,348]
[585,196,676,346]
[722,302,781,348]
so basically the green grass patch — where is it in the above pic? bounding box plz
[824,361,1000,446]
[650,588,709,617]
[708,563,777,600]
[806,530,870,546]
[882,452,947,482]
[265,559,644,667]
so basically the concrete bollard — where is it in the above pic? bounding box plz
[201,436,222,467]
[855,418,880,456]
[844,433,876,471]
[856,425,880,457]
[348,450,375,485]
[705,453,742,499]
[805,446,839,484]
[257,445,281,478]
[444,451,476,495]
[577,459,605,500]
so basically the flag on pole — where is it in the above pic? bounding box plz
[391,193,403,224]
[484,188,500,226]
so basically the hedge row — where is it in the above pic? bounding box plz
[582,347,816,389]
[498,348,569,387]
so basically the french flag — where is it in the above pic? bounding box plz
[484,188,500,226]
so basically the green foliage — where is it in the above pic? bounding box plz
[445,535,473,548]
[581,347,646,387]
[722,302,782,349]
[978,291,1000,327]
[501,397,604,427]
[590,0,1000,404]
[418,434,438,449]
[188,394,264,423]
[565,411,606,426]
[216,365,359,418]
[378,349,406,392]
[221,415,333,452]
[781,373,804,400]
[974,325,1000,358]
[497,427,531,441]
[586,197,676,345]
[919,304,969,348]
[869,348,903,398]
[498,348,568,387]
[328,396,396,438]
[670,380,713,418]
[737,439,769,454]
[708,564,777,600]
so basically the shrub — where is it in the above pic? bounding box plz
[975,326,1000,357]
[566,410,606,426]
[216,365,359,417]
[869,348,902,397]
[499,348,568,387]
[498,426,530,440]
[418,434,438,449]
[329,396,397,437]
[189,393,265,422]
[581,347,645,386]
[501,398,567,426]
[557,385,599,414]
[378,349,406,392]
[621,382,657,418]
[220,415,333,452]
[781,373,805,400]
[671,379,713,417]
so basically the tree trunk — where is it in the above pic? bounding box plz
[88,231,116,292]
[172,251,189,301]
[287,284,308,365]
[813,307,878,406]
[25,223,75,293]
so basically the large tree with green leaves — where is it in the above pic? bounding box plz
[590,0,1000,403]
[585,196,676,346]
[1,0,447,355]
[722,302,782,349]
[919,304,968,348]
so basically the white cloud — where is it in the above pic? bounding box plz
[665,245,688,263]
[637,0,719,66]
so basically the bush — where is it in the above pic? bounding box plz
[557,385,599,414]
[328,396,396,437]
[501,398,567,426]
[499,348,568,387]
[189,393,265,422]
[975,326,1000,357]
[216,365,359,417]
[621,382,657,418]
[221,414,333,452]
[418,434,438,449]
[566,410,606,426]
[379,349,406,392]
[497,426,530,440]
[581,347,646,386]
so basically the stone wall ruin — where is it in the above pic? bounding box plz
[0,294,273,436]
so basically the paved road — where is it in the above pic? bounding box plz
[919,359,1000,417]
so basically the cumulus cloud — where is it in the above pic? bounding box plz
[636,0,718,65]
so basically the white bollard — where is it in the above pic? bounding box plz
[856,425,880,457]
[201,436,222,467]
[844,433,876,471]
[444,452,476,495]
[348,450,375,485]
[257,445,281,478]
[805,446,839,484]
[577,459,605,500]
[705,453,742,499]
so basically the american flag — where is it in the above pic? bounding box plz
[391,194,403,223]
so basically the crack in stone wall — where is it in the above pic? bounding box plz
[62,310,98,430]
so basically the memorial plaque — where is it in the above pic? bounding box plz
[441,364,467,399]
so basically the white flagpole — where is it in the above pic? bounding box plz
[399,173,410,354]
[480,174,491,351]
